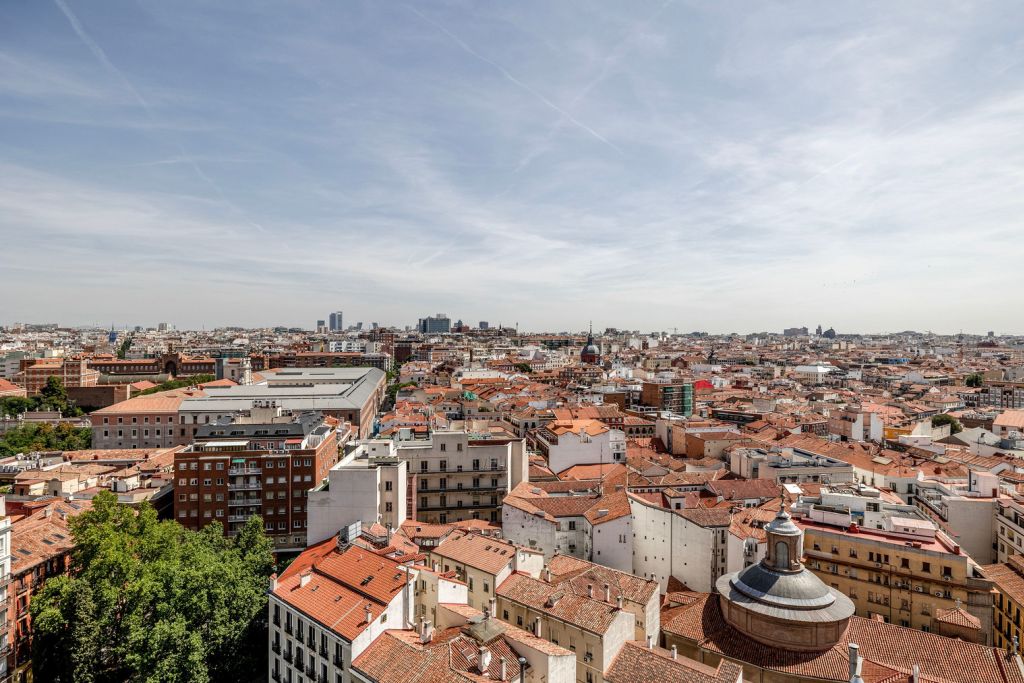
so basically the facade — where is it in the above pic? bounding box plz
[329,311,344,332]
[89,386,202,450]
[425,530,544,613]
[5,498,85,681]
[173,409,339,551]
[307,440,407,545]
[986,384,1024,410]
[268,540,415,683]
[401,431,529,524]
[496,571,637,683]
[268,352,392,373]
[534,420,626,475]
[502,484,633,573]
[418,314,451,335]
[800,516,993,642]
[639,381,693,417]
[982,554,1024,651]
[14,357,99,395]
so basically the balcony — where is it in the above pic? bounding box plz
[228,467,262,476]
[333,656,344,668]
[306,664,316,677]
[272,672,281,683]
[228,482,261,491]
[272,642,281,655]
[418,483,503,494]
[285,624,294,636]
[417,501,499,512]
[319,646,327,658]
[228,514,254,523]
[283,650,293,664]
[228,496,262,506]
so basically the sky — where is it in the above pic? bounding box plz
[1,1,1023,334]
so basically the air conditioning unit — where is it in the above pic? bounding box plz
[874,562,882,568]
[934,591,943,598]
[583,654,593,663]
[914,586,923,593]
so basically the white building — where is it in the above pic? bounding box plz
[535,419,626,475]
[502,483,633,573]
[307,440,407,545]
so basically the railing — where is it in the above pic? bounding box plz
[229,497,262,506]
[272,642,281,655]
[228,482,262,491]
[333,656,344,667]
[417,501,499,511]
[306,664,316,677]
[283,650,293,664]
[228,514,254,523]
[229,467,262,476]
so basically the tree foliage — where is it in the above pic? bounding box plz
[931,413,963,434]
[0,422,91,456]
[965,373,984,388]
[31,492,274,683]
[0,376,84,418]
[513,362,533,374]
[136,374,216,396]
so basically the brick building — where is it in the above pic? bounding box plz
[14,357,99,395]
[173,408,339,552]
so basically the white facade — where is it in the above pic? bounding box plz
[307,441,407,545]
[542,428,626,475]
[629,496,729,592]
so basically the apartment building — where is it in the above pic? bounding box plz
[799,509,993,642]
[401,431,529,524]
[5,498,84,680]
[981,554,1024,651]
[729,446,855,484]
[496,571,636,683]
[268,540,415,683]
[173,408,338,551]
[502,483,633,573]
[913,470,1002,564]
[425,530,544,613]
[352,608,577,683]
[985,383,1024,409]
[639,381,693,416]
[533,420,626,475]
[996,493,1024,563]
[89,386,206,450]
[14,357,99,395]
[0,497,10,683]
[307,440,407,545]
[828,405,884,442]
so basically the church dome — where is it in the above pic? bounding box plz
[715,502,855,652]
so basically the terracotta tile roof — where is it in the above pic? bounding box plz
[497,572,624,635]
[432,531,519,575]
[273,541,410,642]
[548,554,659,606]
[934,606,982,630]
[606,641,743,683]
[661,592,1024,683]
[10,498,91,575]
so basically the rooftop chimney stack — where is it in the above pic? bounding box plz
[479,646,492,674]
[420,620,433,644]
[604,583,611,603]
[646,635,654,649]
[671,645,678,660]
[588,584,594,598]
[518,657,527,683]
[616,595,624,610]
[299,571,312,588]
[499,657,507,681]
[912,665,920,683]
[534,617,542,639]
[490,597,497,617]
[848,643,864,683]
[364,605,373,625]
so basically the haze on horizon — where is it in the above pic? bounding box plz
[2,1,1023,333]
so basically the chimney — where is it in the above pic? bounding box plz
[848,643,864,683]
[604,583,611,603]
[587,584,594,598]
[364,604,373,625]
[299,571,312,588]
[499,657,507,681]
[420,620,434,644]
[418,617,424,635]
[534,617,542,638]
[518,656,527,683]
[433,562,440,572]
[489,597,497,617]
[545,567,552,582]
[646,635,654,649]
[616,595,624,610]
[269,573,279,591]
[671,645,677,660]
[479,646,493,674]
[912,665,920,683]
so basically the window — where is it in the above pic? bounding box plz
[385,481,393,491]
[421,461,428,472]
[922,562,931,573]
[440,443,446,452]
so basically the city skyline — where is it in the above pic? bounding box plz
[3,1,1024,331]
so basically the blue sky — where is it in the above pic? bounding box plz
[2,1,1023,333]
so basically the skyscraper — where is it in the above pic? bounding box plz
[329,311,343,331]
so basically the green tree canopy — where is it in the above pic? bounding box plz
[931,413,963,434]
[136,374,216,396]
[0,422,91,457]
[31,492,274,683]
[964,373,984,388]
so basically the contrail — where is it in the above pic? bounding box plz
[53,0,268,233]
[407,5,621,154]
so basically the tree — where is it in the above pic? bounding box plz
[31,491,275,683]
[931,413,963,434]
[965,373,984,388]
[0,422,91,456]
[136,375,215,396]
[513,362,533,374]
